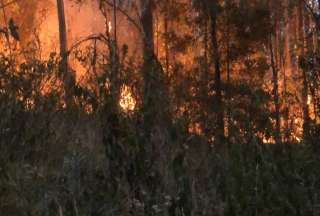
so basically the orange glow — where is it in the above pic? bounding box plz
[37,0,105,58]
[188,122,202,135]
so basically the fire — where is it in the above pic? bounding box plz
[188,122,202,135]
[307,95,312,105]
[108,21,112,33]
[119,85,136,112]
[0,0,314,144]
[263,137,275,144]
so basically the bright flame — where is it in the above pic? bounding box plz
[119,85,136,112]
[307,95,312,105]
[263,137,275,144]
[108,21,112,33]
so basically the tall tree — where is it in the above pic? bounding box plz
[140,0,169,130]
[57,0,74,107]
[298,1,311,139]
[209,0,225,146]
[268,1,282,143]
[269,34,281,143]
[283,0,292,141]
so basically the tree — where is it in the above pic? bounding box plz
[208,0,225,146]
[56,0,74,107]
[140,0,170,131]
[298,1,311,139]
[269,33,281,143]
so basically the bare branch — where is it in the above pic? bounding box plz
[102,0,142,33]
[67,34,108,56]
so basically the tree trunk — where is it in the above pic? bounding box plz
[139,0,172,210]
[283,0,291,141]
[141,0,154,61]
[225,4,232,141]
[56,0,74,107]
[110,0,120,112]
[201,18,209,134]
[113,0,117,46]
[209,2,225,147]
[164,0,170,73]
[141,0,155,130]
[140,0,169,129]
[269,34,281,144]
[298,2,310,140]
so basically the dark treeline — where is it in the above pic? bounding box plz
[1,0,320,215]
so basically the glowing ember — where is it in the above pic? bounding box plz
[188,122,202,135]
